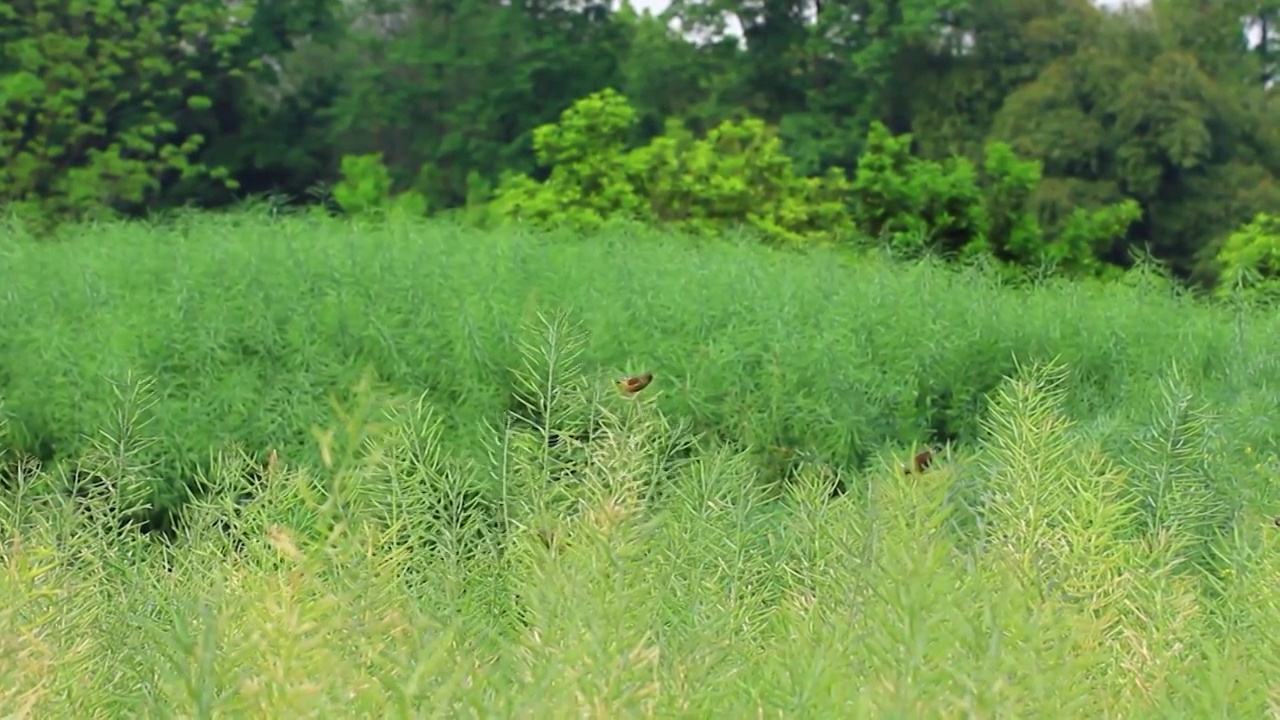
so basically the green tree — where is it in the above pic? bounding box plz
[0,0,256,220]
[666,0,968,175]
[989,0,1280,276]
[907,0,1101,160]
[329,0,629,210]
[161,0,348,208]
[612,1,745,139]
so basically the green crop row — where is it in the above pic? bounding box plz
[1,210,1277,526]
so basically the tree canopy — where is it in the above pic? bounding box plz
[4,0,1280,286]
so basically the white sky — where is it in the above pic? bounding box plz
[629,0,1131,13]
[618,1,1269,52]
[622,0,1138,46]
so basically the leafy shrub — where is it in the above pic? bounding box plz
[492,89,855,245]
[332,153,428,217]
[851,122,1142,275]
[493,91,1138,271]
[1213,211,1280,299]
[851,122,988,258]
[634,117,854,245]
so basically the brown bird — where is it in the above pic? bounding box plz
[617,371,654,394]
[902,446,938,475]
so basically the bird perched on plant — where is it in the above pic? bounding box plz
[617,371,654,395]
[902,445,940,475]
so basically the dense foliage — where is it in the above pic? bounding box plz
[2,212,1277,529]
[7,0,1280,707]
[2,215,1280,715]
[0,0,255,220]
[6,0,1280,283]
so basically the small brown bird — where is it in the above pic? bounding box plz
[902,446,938,475]
[617,371,654,394]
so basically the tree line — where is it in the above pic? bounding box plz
[4,0,1280,289]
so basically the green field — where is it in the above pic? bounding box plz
[2,212,1280,716]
